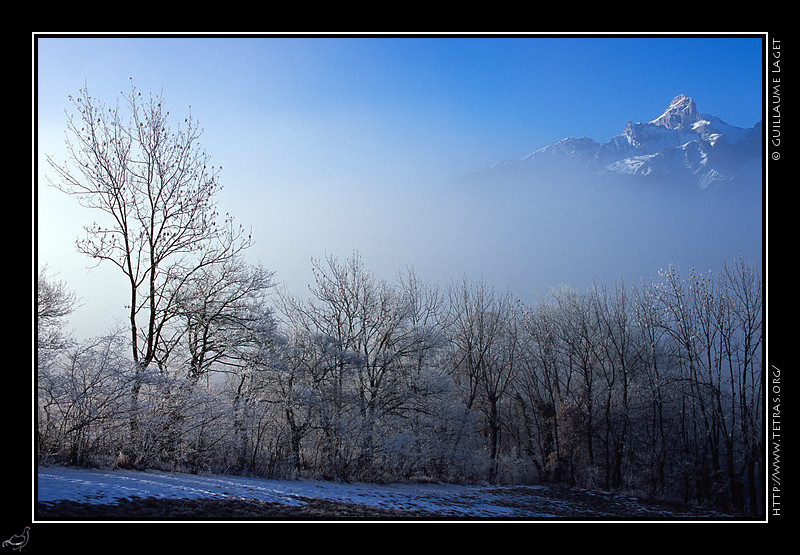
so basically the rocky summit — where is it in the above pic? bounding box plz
[472,95,762,189]
[650,94,701,130]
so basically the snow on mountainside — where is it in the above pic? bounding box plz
[498,94,762,188]
[446,94,762,298]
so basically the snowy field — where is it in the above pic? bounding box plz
[37,465,529,518]
[35,465,742,521]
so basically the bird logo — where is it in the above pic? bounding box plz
[2,527,29,551]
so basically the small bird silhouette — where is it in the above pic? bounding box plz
[2,527,29,551]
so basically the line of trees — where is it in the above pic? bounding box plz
[37,252,763,513]
[37,84,763,515]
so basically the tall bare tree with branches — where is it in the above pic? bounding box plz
[46,81,254,464]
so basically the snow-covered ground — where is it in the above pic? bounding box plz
[37,465,548,518]
[35,465,735,520]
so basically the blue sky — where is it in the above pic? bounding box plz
[35,34,764,338]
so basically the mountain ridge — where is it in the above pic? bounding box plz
[478,94,762,189]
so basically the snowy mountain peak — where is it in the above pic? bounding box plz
[490,94,762,188]
[650,94,700,130]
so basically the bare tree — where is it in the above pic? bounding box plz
[297,252,425,477]
[550,286,598,484]
[173,257,275,381]
[37,267,77,355]
[272,253,453,480]
[645,260,763,512]
[446,278,519,478]
[46,82,253,463]
[721,255,762,512]
[590,283,638,489]
[514,301,566,480]
[633,281,672,496]
[37,333,133,467]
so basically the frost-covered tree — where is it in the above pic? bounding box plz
[37,333,133,467]
[37,267,77,356]
[273,253,455,481]
[47,81,252,374]
[646,259,763,512]
[46,82,254,464]
[514,300,573,482]
[446,278,520,479]
[172,256,275,382]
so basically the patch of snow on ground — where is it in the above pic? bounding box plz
[36,465,737,520]
[37,466,539,518]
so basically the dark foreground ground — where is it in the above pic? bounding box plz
[37,495,434,520]
[36,486,748,521]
